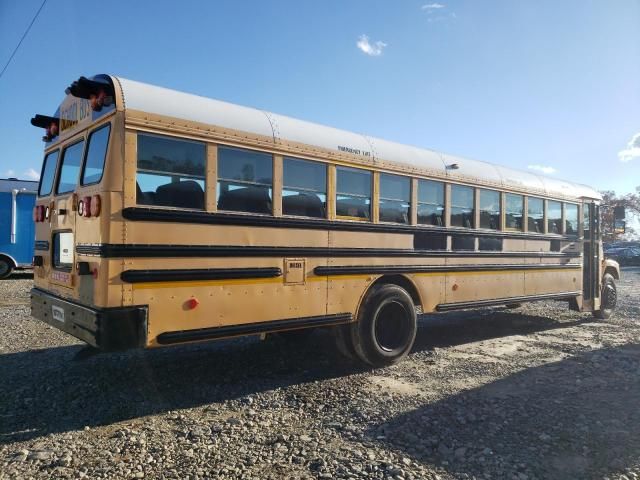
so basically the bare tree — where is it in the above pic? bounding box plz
[599,187,639,242]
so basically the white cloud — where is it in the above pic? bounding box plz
[618,132,640,163]
[356,35,387,57]
[24,168,40,180]
[4,169,16,177]
[528,164,557,175]
[422,3,445,10]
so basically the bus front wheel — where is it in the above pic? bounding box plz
[350,284,417,367]
[0,258,13,280]
[595,273,617,320]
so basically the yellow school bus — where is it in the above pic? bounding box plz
[30,74,620,366]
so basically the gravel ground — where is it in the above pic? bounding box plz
[1,268,639,480]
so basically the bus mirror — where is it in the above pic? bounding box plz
[614,205,626,220]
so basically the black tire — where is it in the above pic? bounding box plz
[0,258,13,280]
[595,273,617,319]
[350,284,417,367]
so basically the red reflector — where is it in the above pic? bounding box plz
[185,298,199,310]
[33,206,39,222]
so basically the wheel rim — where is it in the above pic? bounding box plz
[603,282,617,311]
[374,301,411,353]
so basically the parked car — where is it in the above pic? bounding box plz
[606,247,640,267]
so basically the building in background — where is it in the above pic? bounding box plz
[0,178,37,278]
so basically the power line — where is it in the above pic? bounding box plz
[0,0,48,81]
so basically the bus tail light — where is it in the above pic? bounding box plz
[90,195,101,217]
[78,196,92,217]
[33,205,45,222]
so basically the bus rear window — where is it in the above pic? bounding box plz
[81,124,111,185]
[57,140,85,194]
[38,150,59,196]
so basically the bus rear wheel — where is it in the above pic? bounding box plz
[0,258,13,280]
[350,284,417,367]
[595,273,617,319]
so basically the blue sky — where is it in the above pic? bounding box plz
[0,0,638,195]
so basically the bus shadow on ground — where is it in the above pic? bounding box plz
[0,310,600,444]
[413,307,596,352]
[367,343,640,479]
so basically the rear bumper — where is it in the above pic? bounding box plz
[30,288,148,351]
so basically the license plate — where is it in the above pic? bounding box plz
[51,305,65,323]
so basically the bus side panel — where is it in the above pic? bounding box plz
[136,257,328,347]
[445,271,525,304]
[524,270,581,296]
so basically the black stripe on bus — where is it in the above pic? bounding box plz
[121,267,282,283]
[122,207,580,242]
[435,291,582,312]
[314,263,582,276]
[156,313,353,345]
[76,243,582,259]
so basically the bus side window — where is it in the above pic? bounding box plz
[565,203,578,235]
[479,189,500,230]
[379,173,410,224]
[217,146,273,214]
[417,179,444,226]
[528,197,544,233]
[505,193,523,231]
[136,134,206,210]
[547,200,562,234]
[450,185,474,228]
[336,167,372,220]
[282,157,326,218]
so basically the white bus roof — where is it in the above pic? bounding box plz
[114,76,601,201]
